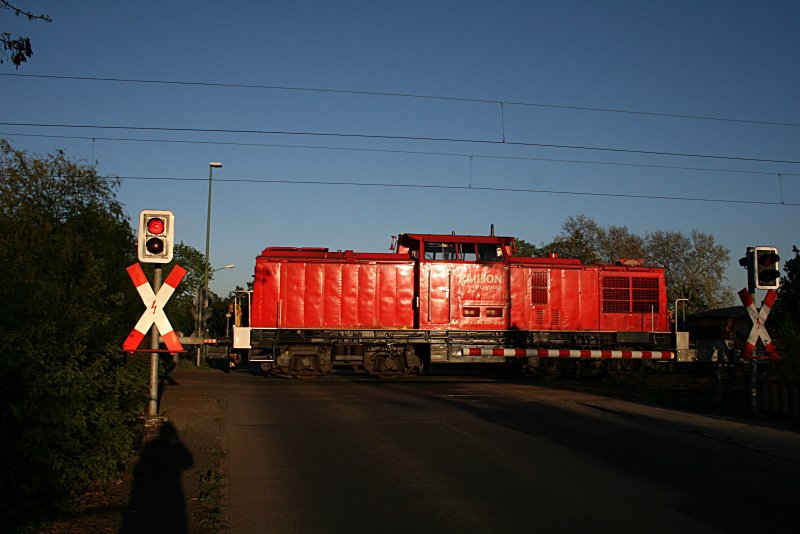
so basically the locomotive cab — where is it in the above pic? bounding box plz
[396,233,515,331]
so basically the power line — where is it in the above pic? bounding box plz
[3,72,798,128]
[3,131,798,176]
[105,174,799,206]
[6,132,800,176]
[3,121,800,165]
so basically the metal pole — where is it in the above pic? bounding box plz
[750,358,759,415]
[748,280,759,416]
[202,163,221,367]
[148,266,162,417]
[204,165,214,298]
[196,285,203,367]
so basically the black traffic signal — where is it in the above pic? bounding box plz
[138,209,175,263]
[754,246,780,290]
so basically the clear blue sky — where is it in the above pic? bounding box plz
[2,0,798,297]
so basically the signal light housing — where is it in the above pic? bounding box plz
[138,210,174,263]
[754,246,780,290]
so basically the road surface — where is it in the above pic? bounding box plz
[160,370,800,533]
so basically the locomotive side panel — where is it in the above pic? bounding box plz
[450,263,509,330]
[509,265,600,331]
[378,263,415,328]
[598,271,667,332]
[357,264,377,327]
[551,268,587,330]
[421,263,450,326]
[578,268,600,330]
[323,263,343,327]
[252,261,279,328]
[508,265,527,329]
[252,249,415,330]
[341,263,359,326]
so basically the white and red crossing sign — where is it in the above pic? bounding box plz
[123,263,187,354]
[738,288,779,359]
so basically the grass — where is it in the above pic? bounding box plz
[198,465,226,532]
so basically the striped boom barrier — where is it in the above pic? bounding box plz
[462,348,674,360]
[738,288,779,359]
[123,263,187,353]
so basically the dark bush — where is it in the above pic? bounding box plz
[0,139,147,529]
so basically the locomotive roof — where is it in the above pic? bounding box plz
[400,233,514,243]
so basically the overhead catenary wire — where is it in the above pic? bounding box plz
[2,72,799,129]
[2,121,800,165]
[66,174,795,207]
[3,131,798,177]
[2,76,797,205]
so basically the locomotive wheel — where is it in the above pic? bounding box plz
[361,347,404,379]
[372,353,412,379]
[286,354,321,379]
[271,349,332,379]
[378,354,399,371]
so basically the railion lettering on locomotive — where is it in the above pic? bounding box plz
[458,272,504,285]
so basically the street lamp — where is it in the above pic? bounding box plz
[204,161,223,300]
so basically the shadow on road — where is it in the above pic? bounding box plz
[120,421,194,534]
[435,391,798,532]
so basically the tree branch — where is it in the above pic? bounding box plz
[0,1,52,23]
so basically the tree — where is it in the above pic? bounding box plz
[0,139,145,528]
[546,214,604,263]
[1,1,51,68]
[544,215,645,264]
[773,246,800,381]
[597,224,646,263]
[644,229,732,311]
[513,237,544,258]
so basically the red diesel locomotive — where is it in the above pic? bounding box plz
[232,231,675,377]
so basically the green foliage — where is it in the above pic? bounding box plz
[512,238,544,258]
[0,139,147,528]
[198,467,227,532]
[774,246,800,382]
[645,229,732,310]
[545,214,604,263]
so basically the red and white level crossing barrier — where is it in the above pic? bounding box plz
[461,348,674,360]
[123,263,187,354]
[738,288,779,359]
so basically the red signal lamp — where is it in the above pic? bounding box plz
[147,217,165,235]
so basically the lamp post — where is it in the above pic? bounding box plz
[204,161,223,299]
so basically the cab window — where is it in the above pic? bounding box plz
[477,243,504,262]
[460,244,477,261]
[424,242,457,260]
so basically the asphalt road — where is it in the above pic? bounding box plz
[164,370,800,533]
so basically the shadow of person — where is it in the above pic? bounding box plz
[121,421,194,533]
